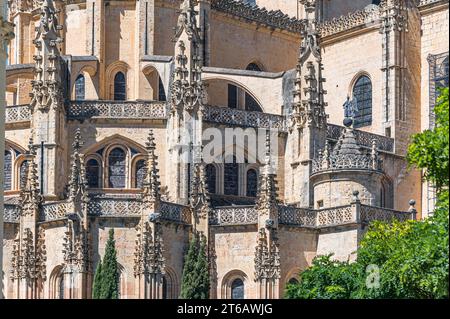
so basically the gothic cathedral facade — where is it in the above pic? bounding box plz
[1,0,449,299]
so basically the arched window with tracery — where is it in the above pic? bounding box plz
[246,169,258,197]
[231,278,244,299]
[224,157,239,196]
[86,158,101,188]
[114,72,126,101]
[108,148,126,188]
[75,74,85,100]
[4,150,12,191]
[135,159,146,188]
[352,75,372,128]
[205,164,216,194]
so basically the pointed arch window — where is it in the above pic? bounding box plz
[135,159,146,188]
[224,157,239,196]
[158,76,167,101]
[352,75,372,128]
[231,278,244,299]
[246,169,258,197]
[108,148,126,188]
[75,74,85,100]
[114,72,126,101]
[4,150,12,191]
[86,159,101,188]
[205,164,216,194]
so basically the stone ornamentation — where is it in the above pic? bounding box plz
[254,228,280,281]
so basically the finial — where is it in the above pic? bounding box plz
[352,190,360,202]
[146,129,156,152]
[27,135,36,156]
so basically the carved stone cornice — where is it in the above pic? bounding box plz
[211,0,304,34]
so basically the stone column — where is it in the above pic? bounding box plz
[0,3,14,299]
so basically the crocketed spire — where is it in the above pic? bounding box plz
[68,128,88,203]
[255,132,279,211]
[142,130,161,203]
[20,135,42,216]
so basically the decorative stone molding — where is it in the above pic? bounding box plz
[210,206,257,225]
[327,123,395,153]
[159,201,192,224]
[67,101,167,120]
[278,206,316,227]
[418,0,449,7]
[7,0,41,17]
[211,0,304,34]
[203,105,287,131]
[133,221,165,277]
[29,0,65,112]
[360,204,412,223]
[254,228,280,281]
[4,204,21,223]
[40,201,70,221]
[5,104,32,123]
[313,124,383,174]
[317,6,381,38]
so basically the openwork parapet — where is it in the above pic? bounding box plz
[67,101,167,120]
[210,206,258,226]
[4,204,20,223]
[312,153,382,174]
[159,201,192,224]
[203,105,287,131]
[360,205,412,223]
[5,104,31,123]
[327,124,394,152]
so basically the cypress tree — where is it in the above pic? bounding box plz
[180,232,210,299]
[92,259,103,299]
[194,234,210,299]
[100,229,119,299]
[180,232,199,298]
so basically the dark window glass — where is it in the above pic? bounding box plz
[245,93,262,112]
[206,164,216,194]
[228,84,238,109]
[108,148,126,188]
[135,159,146,188]
[59,276,64,299]
[75,74,85,100]
[246,169,258,197]
[288,278,299,285]
[19,160,28,189]
[352,76,372,128]
[224,157,239,196]
[246,63,262,71]
[158,76,167,101]
[4,151,12,191]
[162,276,168,299]
[114,72,126,101]
[231,278,244,299]
[86,159,100,188]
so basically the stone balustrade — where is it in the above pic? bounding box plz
[67,101,167,120]
[210,206,258,226]
[203,105,287,131]
[5,104,31,123]
[159,201,192,225]
[4,204,20,223]
[327,123,394,152]
[360,204,413,223]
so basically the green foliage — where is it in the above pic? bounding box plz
[91,229,119,299]
[92,259,103,299]
[101,229,120,299]
[180,232,210,299]
[286,88,449,299]
[407,87,449,190]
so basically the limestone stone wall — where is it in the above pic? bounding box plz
[420,5,450,131]
[209,13,299,72]
[316,227,361,262]
[278,228,317,296]
[65,4,89,56]
[311,171,386,208]
[2,223,19,299]
[212,226,258,299]
[42,225,67,299]
[321,29,384,135]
